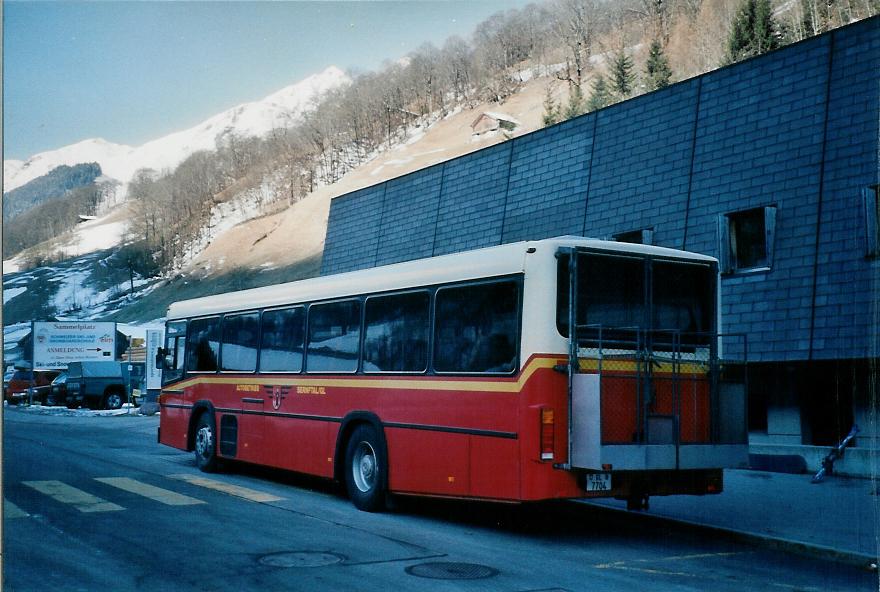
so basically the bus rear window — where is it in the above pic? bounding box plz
[433,280,518,374]
[557,253,714,342]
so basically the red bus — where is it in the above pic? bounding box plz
[157,237,748,511]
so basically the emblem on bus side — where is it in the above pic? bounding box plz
[262,385,290,410]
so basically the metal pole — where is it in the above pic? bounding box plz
[567,249,578,469]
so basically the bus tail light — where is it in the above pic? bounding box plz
[540,407,555,461]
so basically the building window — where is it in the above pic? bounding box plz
[718,206,777,273]
[614,228,654,245]
[864,186,879,258]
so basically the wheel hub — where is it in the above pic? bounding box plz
[352,441,377,492]
[195,426,213,457]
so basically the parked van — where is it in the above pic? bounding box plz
[66,361,142,410]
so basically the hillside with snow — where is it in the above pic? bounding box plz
[3,66,350,193]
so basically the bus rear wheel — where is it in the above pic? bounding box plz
[344,424,386,512]
[194,412,219,472]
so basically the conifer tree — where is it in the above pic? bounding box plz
[726,0,756,64]
[542,86,561,126]
[587,74,612,112]
[610,48,635,99]
[645,39,672,91]
[725,0,779,64]
[754,0,779,53]
[564,84,586,120]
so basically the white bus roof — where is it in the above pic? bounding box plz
[167,237,716,320]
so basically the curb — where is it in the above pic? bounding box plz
[576,500,878,571]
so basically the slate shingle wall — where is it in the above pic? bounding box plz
[320,17,880,363]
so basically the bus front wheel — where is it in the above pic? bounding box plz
[194,412,219,472]
[345,424,386,512]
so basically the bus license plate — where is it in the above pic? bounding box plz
[585,473,611,492]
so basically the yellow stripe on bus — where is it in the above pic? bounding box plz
[577,358,709,374]
[161,356,707,395]
[168,474,283,503]
[23,480,124,513]
[166,357,559,394]
[95,477,205,506]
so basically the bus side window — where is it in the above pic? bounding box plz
[186,317,221,372]
[307,300,361,373]
[221,312,260,372]
[434,280,518,374]
[260,307,305,372]
[364,291,429,373]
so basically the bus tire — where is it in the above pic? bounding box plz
[344,424,386,512]
[194,412,219,473]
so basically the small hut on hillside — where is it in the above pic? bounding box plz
[470,112,520,136]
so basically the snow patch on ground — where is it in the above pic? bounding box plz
[515,62,566,82]
[3,286,27,304]
[4,323,32,358]
[52,269,98,314]
[3,258,23,274]
[179,174,284,268]
[71,220,127,257]
[405,130,427,146]
[6,402,143,417]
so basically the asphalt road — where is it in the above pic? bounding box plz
[3,407,874,591]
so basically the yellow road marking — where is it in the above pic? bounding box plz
[5,500,28,519]
[23,480,124,513]
[594,551,747,576]
[168,474,283,502]
[95,477,205,506]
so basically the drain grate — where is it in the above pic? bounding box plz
[258,551,345,568]
[405,562,499,580]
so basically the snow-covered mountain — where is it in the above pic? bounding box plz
[3,66,350,193]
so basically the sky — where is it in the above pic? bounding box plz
[3,1,535,161]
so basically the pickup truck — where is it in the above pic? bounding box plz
[66,361,143,410]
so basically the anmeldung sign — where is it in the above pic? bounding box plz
[32,321,116,369]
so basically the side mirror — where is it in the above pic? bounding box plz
[155,347,166,370]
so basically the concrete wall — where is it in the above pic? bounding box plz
[322,17,880,365]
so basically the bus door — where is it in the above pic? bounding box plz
[237,395,265,462]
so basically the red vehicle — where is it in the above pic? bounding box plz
[5,368,60,405]
[158,237,748,511]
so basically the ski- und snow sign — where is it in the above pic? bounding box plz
[32,321,116,369]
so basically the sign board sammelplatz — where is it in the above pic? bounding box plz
[32,321,116,370]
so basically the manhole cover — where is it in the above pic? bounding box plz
[258,551,345,568]
[405,562,499,580]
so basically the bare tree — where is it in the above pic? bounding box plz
[552,0,605,88]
